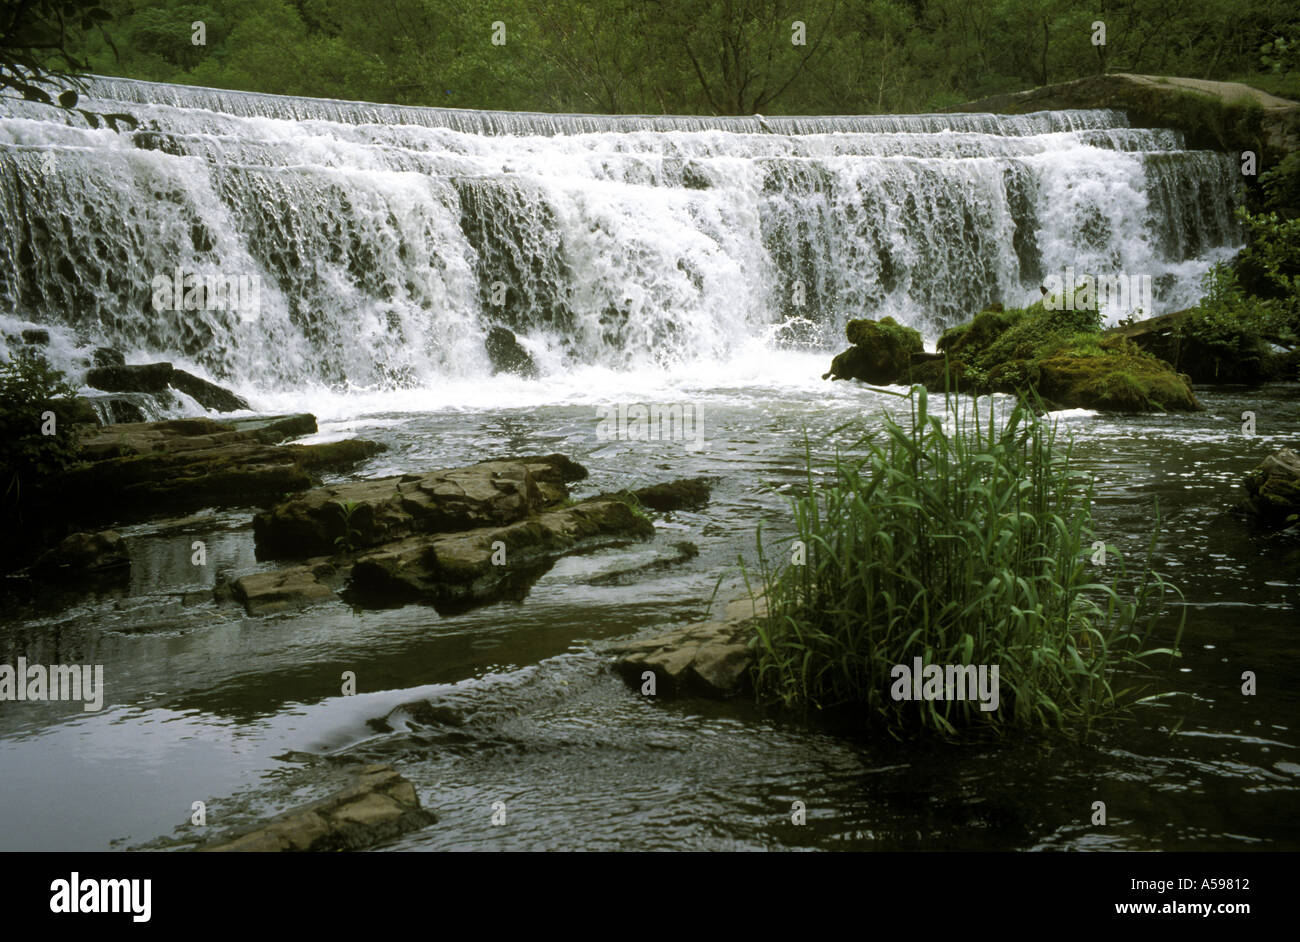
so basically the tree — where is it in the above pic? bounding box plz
[666,0,840,115]
[0,0,135,127]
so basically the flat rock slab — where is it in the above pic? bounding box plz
[611,594,767,698]
[348,496,655,611]
[232,559,339,616]
[254,454,588,559]
[201,765,433,852]
[79,415,316,460]
[60,417,384,523]
[221,413,318,443]
[79,416,258,461]
[958,72,1300,157]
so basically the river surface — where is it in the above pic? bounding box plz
[1,356,1297,851]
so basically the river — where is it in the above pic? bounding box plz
[0,361,1296,850]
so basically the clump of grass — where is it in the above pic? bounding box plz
[333,499,362,553]
[750,385,1183,738]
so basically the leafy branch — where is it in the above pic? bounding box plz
[0,0,136,130]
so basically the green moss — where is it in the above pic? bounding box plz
[845,315,924,354]
[826,316,924,384]
[913,303,1201,412]
[938,307,1016,355]
[1037,343,1196,412]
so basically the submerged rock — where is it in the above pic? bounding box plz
[823,316,924,384]
[85,362,173,394]
[64,395,105,427]
[21,328,50,345]
[80,393,149,425]
[91,347,126,369]
[612,477,712,512]
[1242,447,1300,529]
[31,530,130,578]
[201,764,433,852]
[485,326,539,379]
[168,368,251,412]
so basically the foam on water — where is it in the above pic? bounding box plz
[0,77,1243,409]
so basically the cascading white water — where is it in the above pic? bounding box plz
[0,76,1242,397]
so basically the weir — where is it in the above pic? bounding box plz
[0,76,1243,391]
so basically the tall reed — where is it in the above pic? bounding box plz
[751,386,1182,737]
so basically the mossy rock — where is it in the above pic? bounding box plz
[938,307,1016,357]
[906,356,983,395]
[1242,447,1300,529]
[825,316,924,384]
[910,304,1201,412]
[1035,338,1201,412]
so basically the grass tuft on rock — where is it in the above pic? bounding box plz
[750,386,1183,738]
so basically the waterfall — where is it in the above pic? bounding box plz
[0,76,1243,394]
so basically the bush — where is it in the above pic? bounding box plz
[1179,263,1275,362]
[1259,151,1300,220]
[0,350,84,513]
[750,386,1183,737]
[1234,202,1300,314]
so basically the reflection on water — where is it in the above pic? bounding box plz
[1,376,1297,851]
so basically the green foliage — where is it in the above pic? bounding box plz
[1217,207,1300,353]
[1,0,138,129]
[1259,151,1300,220]
[1259,27,1300,75]
[1237,207,1300,302]
[41,0,1300,116]
[751,387,1183,737]
[332,498,360,553]
[1180,264,1274,360]
[1179,208,1299,380]
[0,350,84,511]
